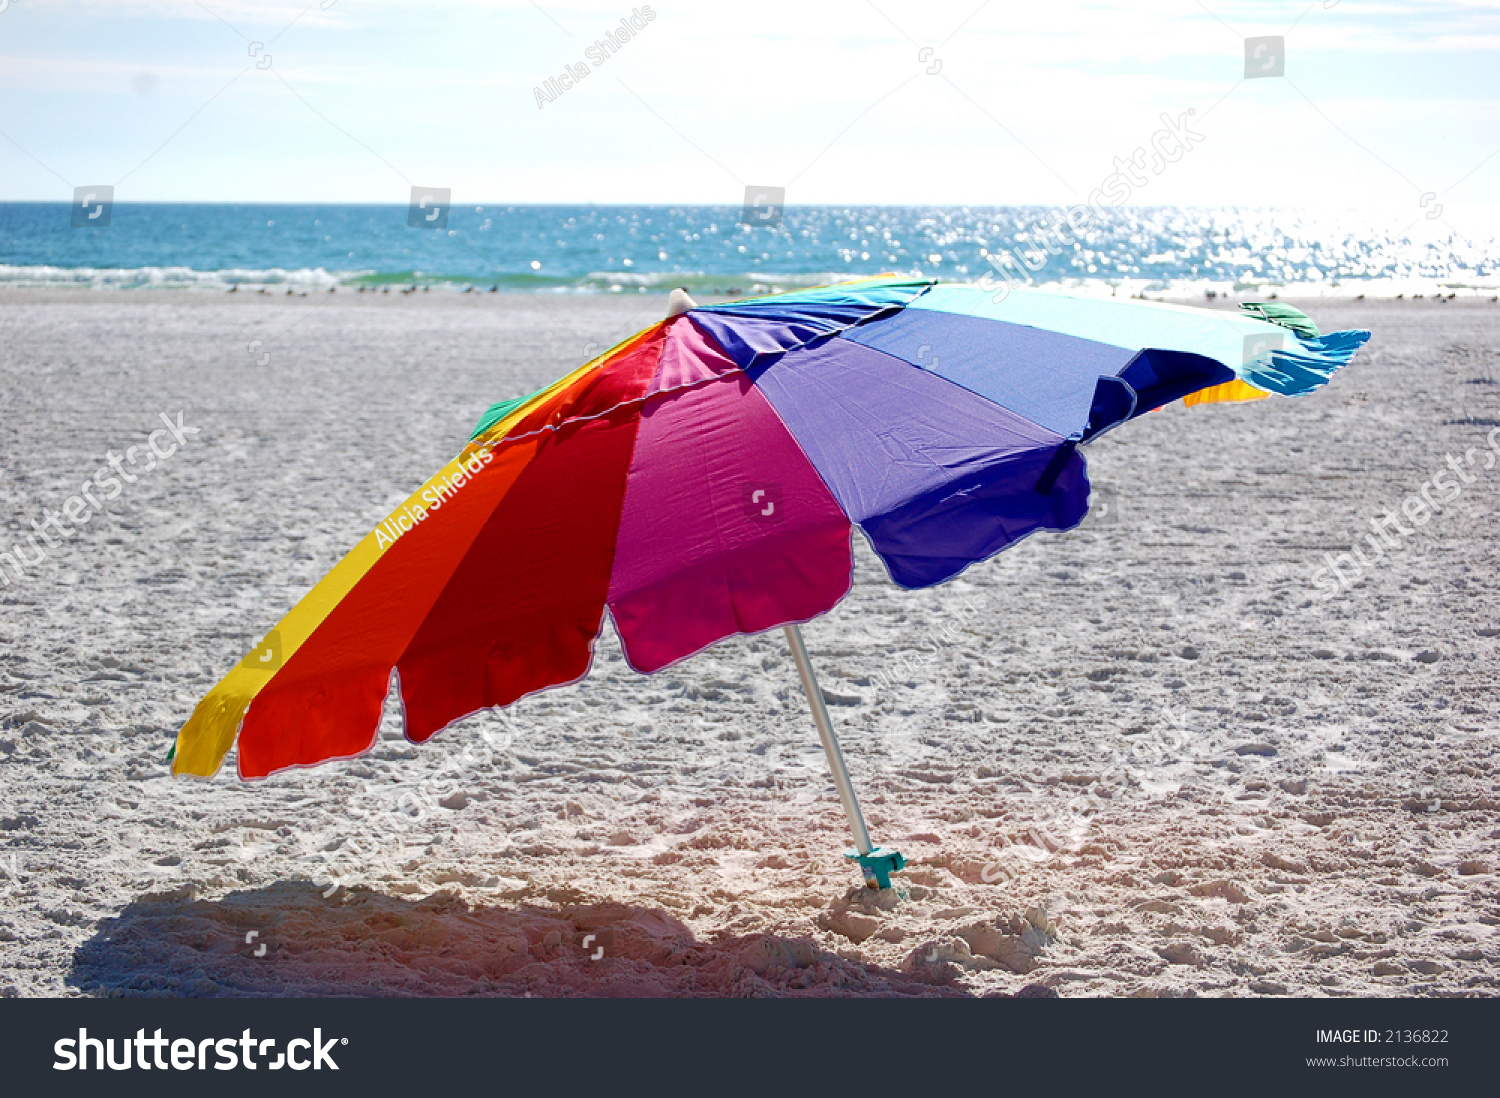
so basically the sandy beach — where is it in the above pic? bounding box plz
[0,289,1495,998]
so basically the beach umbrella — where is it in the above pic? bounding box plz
[171,276,1368,889]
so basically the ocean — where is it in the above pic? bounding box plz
[1,203,1494,297]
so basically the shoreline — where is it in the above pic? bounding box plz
[2,285,1498,308]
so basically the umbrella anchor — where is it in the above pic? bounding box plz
[783,624,906,891]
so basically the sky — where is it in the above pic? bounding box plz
[0,0,1497,230]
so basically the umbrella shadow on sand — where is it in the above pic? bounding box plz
[67,881,1051,998]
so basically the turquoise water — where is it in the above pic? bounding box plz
[0,203,1493,294]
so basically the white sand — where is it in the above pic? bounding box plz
[0,291,1495,998]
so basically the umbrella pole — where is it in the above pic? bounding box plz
[783,624,905,890]
[784,624,871,853]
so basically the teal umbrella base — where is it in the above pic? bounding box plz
[847,846,906,890]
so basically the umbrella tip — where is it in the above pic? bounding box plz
[666,287,697,318]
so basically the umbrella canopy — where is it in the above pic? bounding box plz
[172,276,1367,780]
